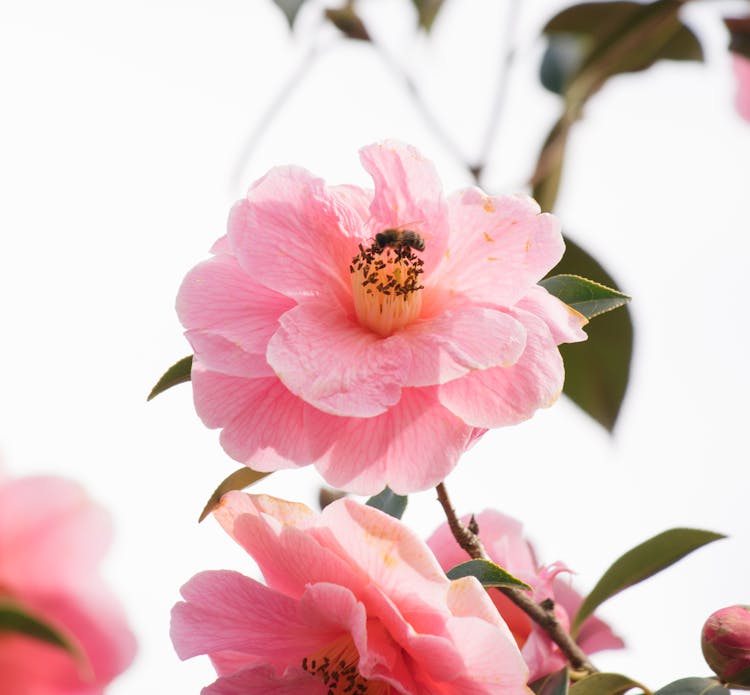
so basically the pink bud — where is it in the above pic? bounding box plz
[702,605,750,685]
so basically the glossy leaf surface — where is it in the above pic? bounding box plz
[550,237,632,431]
[572,528,725,636]
[366,487,407,520]
[199,467,272,522]
[569,673,644,695]
[531,667,570,695]
[147,355,192,401]
[446,559,530,590]
[653,677,731,694]
[540,274,629,320]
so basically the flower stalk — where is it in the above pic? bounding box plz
[435,481,597,676]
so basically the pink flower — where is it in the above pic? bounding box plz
[733,54,750,122]
[0,475,136,694]
[427,510,623,682]
[702,605,750,685]
[171,493,531,694]
[177,141,586,494]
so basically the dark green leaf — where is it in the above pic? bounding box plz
[725,16,750,61]
[531,667,570,695]
[549,237,632,431]
[653,677,731,694]
[199,467,272,522]
[366,487,407,520]
[569,673,644,695]
[572,528,726,636]
[540,274,629,320]
[411,0,445,31]
[0,601,79,656]
[325,6,370,41]
[541,1,704,96]
[147,355,192,401]
[273,0,306,28]
[446,559,531,590]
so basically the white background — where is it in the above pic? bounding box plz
[1,0,749,692]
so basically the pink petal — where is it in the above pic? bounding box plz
[400,306,527,387]
[191,365,333,470]
[266,302,412,417]
[203,664,328,695]
[176,254,295,359]
[213,493,364,600]
[438,310,564,428]
[171,571,329,661]
[313,387,473,494]
[436,188,564,307]
[359,141,449,274]
[227,167,358,304]
[185,331,274,378]
[734,53,750,122]
[516,285,588,345]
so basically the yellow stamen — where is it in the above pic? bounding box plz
[301,634,388,694]
[349,241,424,336]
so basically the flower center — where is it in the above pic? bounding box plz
[350,237,425,336]
[301,634,388,694]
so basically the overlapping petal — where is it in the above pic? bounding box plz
[172,495,531,694]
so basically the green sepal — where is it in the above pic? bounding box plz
[572,528,725,636]
[147,355,192,401]
[445,559,531,590]
[365,487,407,520]
[199,467,272,522]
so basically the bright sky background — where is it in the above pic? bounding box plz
[1,0,749,692]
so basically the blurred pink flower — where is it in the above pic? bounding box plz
[171,493,531,694]
[733,54,750,121]
[177,141,586,494]
[0,475,136,694]
[427,510,623,682]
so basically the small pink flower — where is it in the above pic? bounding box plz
[171,493,531,694]
[0,475,136,694]
[733,54,750,121]
[427,510,623,681]
[177,141,586,494]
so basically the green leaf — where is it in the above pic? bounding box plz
[273,0,307,28]
[0,601,79,656]
[549,237,633,431]
[653,677,732,694]
[541,1,704,96]
[446,559,531,590]
[199,467,272,522]
[410,0,445,31]
[569,673,645,695]
[540,274,629,320]
[147,355,192,401]
[571,528,726,636]
[530,667,570,695]
[366,487,407,520]
[325,6,370,41]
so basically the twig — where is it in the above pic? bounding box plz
[435,481,597,675]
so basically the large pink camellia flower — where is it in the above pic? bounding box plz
[177,141,587,494]
[427,510,623,682]
[171,492,532,694]
[0,474,136,694]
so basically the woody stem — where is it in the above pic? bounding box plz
[434,481,597,675]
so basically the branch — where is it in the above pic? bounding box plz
[435,482,597,675]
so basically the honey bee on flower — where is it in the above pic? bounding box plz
[176,140,587,495]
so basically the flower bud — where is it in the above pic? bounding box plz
[701,605,750,685]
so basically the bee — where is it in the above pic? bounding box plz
[375,226,425,252]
